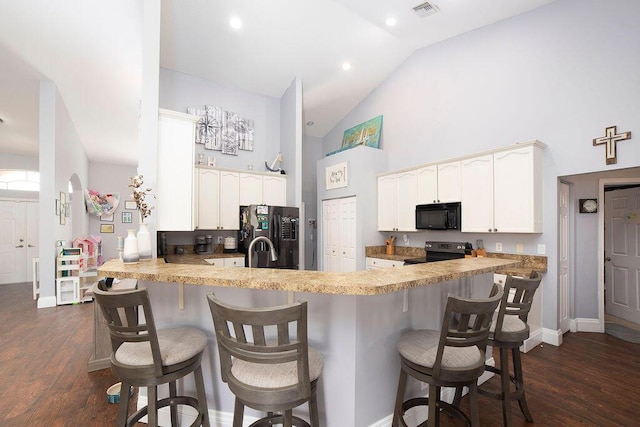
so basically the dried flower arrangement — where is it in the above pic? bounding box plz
[129,175,154,221]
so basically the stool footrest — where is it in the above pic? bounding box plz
[248,414,310,427]
[127,395,205,427]
[399,397,471,427]
[480,366,526,400]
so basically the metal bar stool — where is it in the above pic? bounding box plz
[392,289,503,427]
[93,281,210,427]
[207,293,323,427]
[479,271,542,426]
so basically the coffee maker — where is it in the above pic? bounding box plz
[195,235,207,254]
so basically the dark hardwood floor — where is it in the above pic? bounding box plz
[1,282,639,426]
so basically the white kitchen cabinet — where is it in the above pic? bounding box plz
[377,170,417,232]
[323,197,356,272]
[195,168,240,230]
[157,109,198,231]
[365,257,405,270]
[239,172,287,206]
[263,174,287,206]
[223,256,245,267]
[461,142,544,233]
[416,161,461,204]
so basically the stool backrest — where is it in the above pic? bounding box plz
[435,289,503,379]
[92,281,163,377]
[207,293,311,405]
[493,271,542,341]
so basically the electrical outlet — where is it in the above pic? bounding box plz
[515,244,524,253]
[496,242,503,252]
[217,236,222,244]
[537,244,546,255]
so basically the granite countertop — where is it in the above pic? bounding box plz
[98,257,521,296]
[365,246,547,278]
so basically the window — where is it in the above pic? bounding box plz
[0,170,40,192]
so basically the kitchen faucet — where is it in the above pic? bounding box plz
[247,236,278,268]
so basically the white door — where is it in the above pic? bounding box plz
[339,197,357,272]
[416,165,438,204]
[395,171,417,232]
[0,201,27,284]
[558,183,570,333]
[263,175,287,206]
[377,175,397,231]
[219,171,239,230]
[322,199,339,272]
[239,173,263,205]
[437,161,461,203]
[196,169,220,230]
[605,186,640,324]
[460,154,494,232]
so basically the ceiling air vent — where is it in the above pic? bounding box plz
[413,1,440,17]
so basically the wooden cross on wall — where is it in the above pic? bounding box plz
[593,125,631,165]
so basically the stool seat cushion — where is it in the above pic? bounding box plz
[490,314,527,334]
[398,330,482,369]
[231,347,324,388]
[115,327,207,367]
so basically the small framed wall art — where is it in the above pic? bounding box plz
[100,224,114,233]
[124,200,137,210]
[122,211,132,223]
[579,198,598,213]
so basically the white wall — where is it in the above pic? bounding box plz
[159,68,281,172]
[87,162,138,262]
[320,0,640,331]
[302,134,323,270]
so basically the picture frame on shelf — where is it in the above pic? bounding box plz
[100,224,114,233]
[124,200,137,210]
[122,211,132,223]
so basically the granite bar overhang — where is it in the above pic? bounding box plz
[98,257,521,296]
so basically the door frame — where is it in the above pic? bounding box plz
[597,177,640,331]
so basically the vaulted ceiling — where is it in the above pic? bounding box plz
[0,0,555,166]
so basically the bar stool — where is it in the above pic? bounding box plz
[207,293,323,427]
[392,290,503,427]
[479,272,542,426]
[93,281,210,427]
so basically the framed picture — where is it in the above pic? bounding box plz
[124,200,137,210]
[59,192,66,225]
[100,224,114,233]
[122,211,132,223]
[101,213,114,222]
[65,203,70,217]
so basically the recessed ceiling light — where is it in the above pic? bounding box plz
[306,121,314,126]
[230,17,242,30]
[342,63,352,71]
[385,17,397,27]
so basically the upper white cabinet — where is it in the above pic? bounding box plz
[239,172,287,206]
[377,171,417,232]
[263,174,287,206]
[156,109,198,231]
[195,168,239,230]
[461,142,544,233]
[416,161,461,204]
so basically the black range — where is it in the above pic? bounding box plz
[404,241,472,264]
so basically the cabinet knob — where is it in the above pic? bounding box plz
[15,244,24,248]
[493,228,498,232]
[28,244,35,248]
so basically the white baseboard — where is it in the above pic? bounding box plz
[368,357,496,427]
[36,295,56,308]
[521,328,543,352]
[136,394,259,427]
[542,327,563,346]
[571,317,603,333]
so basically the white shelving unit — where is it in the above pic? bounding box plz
[56,248,98,305]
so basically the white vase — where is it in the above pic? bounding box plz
[137,222,152,260]
[123,229,139,263]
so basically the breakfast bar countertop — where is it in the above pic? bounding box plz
[98,257,521,296]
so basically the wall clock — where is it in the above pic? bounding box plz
[579,198,598,213]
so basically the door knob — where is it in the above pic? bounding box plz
[606,257,611,261]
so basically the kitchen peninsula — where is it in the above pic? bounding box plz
[98,257,520,426]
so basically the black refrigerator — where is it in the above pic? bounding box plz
[239,205,299,269]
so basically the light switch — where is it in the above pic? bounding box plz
[516,244,524,253]
[496,242,503,252]
[537,244,546,254]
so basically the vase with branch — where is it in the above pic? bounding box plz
[129,175,154,260]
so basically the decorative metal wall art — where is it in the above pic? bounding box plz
[188,105,254,156]
[593,125,631,165]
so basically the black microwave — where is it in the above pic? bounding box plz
[415,202,461,230]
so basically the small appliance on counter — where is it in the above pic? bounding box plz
[223,236,237,253]
[195,235,208,254]
[404,241,472,264]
